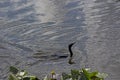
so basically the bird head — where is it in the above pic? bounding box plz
[68,42,76,48]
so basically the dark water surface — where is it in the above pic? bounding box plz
[0,0,120,80]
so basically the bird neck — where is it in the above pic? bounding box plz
[69,46,73,57]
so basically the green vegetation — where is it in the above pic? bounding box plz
[44,68,108,80]
[9,66,38,80]
[9,66,108,80]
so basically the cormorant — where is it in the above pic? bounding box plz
[68,42,76,64]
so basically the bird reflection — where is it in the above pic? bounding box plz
[32,42,76,64]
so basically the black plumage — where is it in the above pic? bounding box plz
[68,42,75,57]
[68,42,76,64]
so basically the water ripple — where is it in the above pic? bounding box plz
[0,0,120,80]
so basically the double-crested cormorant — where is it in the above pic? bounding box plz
[68,42,76,64]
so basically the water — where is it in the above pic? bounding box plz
[0,0,120,80]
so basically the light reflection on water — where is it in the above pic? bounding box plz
[0,0,120,80]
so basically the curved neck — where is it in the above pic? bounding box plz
[68,42,75,57]
[69,46,73,57]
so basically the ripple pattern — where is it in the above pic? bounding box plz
[0,0,120,80]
